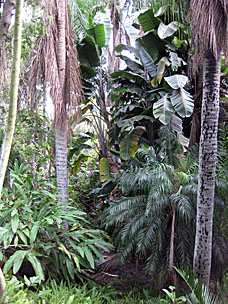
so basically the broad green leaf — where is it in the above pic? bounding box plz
[80,65,96,79]
[3,250,26,274]
[119,55,145,76]
[10,173,23,184]
[11,213,19,233]
[66,258,75,280]
[14,182,27,201]
[14,235,19,247]
[72,254,81,271]
[78,36,100,67]
[88,244,104,262]
[115,44,140,57]
[138,9,160,32]
[137,41,156,78]
[120,126,146,160]
[17,230,28,245]
[164,75,188,89]
[99,158,110,183]
[93,24,106,48]
[58,243,72,260]
[26,251,45,281]
[0,227,8,243]
[170,88,194,117]
[13,251,27,274]
[30,225,39,245]
[84,247,94,269]
[141,31,167,62]
[158,21,179,39]
[76,246,85,258]
[153,94,174,124]
[111,70,148,86]
[94,11,111,46]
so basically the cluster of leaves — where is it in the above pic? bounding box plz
[100,128,228,285]
[110,8,193,160]
[0,161,112,284]
[101,136,197,284]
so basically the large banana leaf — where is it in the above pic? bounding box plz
[138,9,160,32]
[158,21,179,39]
[136,40,156,78]
[99,158,110,183]
[120,126,146,160]
[170,88,194,118]
[164,74,189,89]
[140,31,166,62]
[111,70,148,86]
[93,11,111,47]
[88,24,106,48]
[80,64,96,79]
[78,36,100,67]
[153,94,174,124]
[118,55,145,76]
[115,44,140,58]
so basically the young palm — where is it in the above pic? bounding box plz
[103,138,197,285]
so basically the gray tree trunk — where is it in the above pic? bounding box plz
[193,49,221,286]
[55,0,68,206]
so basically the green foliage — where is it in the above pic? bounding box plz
[162,286,186,303]
[110,8,192,158]
[0,277,163,304]
[101,137,198,284]
[0,162,112,284]
[175,267,218,304]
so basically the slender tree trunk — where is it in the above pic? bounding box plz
[55,0,68,206]
[0,0,24,300]
[193,50,221,286]
[168,206,177,286]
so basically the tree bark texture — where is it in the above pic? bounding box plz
[0,0,15,41]
[55,0,68,206]
[193,50,221,286]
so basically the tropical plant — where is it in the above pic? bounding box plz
[0,161,112,284]
[175,267,219,304]
[101,135,198,285]
[110,7,193,160]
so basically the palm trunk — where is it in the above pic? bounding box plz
[55,117,68,205]
[193,50,221,286]
[0,0,24,300]
[168,206,177,286]
[55,0,68,206]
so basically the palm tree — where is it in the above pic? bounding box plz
[102,135,198,286]
[29,0,82,207]
[0,0,24,300]
[188,0,228,286]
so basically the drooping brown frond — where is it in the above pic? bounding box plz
[188,0,228,74]
[28,0,83,124]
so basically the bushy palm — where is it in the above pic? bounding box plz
[102,132,198,284]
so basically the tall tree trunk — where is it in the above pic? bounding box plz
[55,0,68,206]
[0,0,24,300]
[193,49,221,286]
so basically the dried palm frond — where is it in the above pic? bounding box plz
[188,0,228,75]
[28,0,83,124]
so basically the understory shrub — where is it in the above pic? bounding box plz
[0,161,112,283]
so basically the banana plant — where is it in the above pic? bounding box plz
[110,7,193,160]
